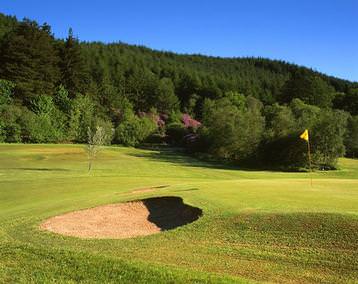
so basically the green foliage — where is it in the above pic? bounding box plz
[31,95,55,115]
[184,93,200,115]
[68,95,95,142]
[165,122,189,145]
[0,12,355,118]
[0,13,356,171]
[280,70,335,108]
[54,85,71,114]
[115,115,157,147]
[154,78,179,113]
[334,87,358,115]
[125,68,158,111]
[222,91,246,110]
[264,104,295,139]
[201,96,265,161]
[0,120,5,142]
[0,19,60,104]
[119,97,135,120]
[345,115,358,158]
[289,98,321,129]
[166,110,182,125]
[24,96,66,143]
[262,102,349,169]
[0,13,17,40]
[0,79,15,105]
[0,104,27,142]
[60,28,89,96]
[259,133,307,170]
[27,113,63,143]
[311,110,349,168]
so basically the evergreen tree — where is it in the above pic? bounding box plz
[333,87,358,115]
[154,78,179,113]
[0,13,18,40]
[60,28,89,97]
[0,19,60,104]
[280,70,335,108]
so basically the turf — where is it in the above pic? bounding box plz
[0,144,357,283]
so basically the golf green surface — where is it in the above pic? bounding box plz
[0,144,357,283]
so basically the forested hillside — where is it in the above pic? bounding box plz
[0,13,357,169]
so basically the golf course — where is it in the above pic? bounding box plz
[0,143,357,283]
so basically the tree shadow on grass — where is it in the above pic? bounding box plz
[130,148,311,173]
[128,149,270,172]
[142,196,202,231]
[128,150,243,171]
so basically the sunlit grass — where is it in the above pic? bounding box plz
[0,144,357,283]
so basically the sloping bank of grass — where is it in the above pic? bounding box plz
[0,144,357,283]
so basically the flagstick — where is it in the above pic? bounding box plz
[307,139,312,187]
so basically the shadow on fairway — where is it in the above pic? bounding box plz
[129,149,310,172]
[128,150,242,171]
[142,196,203,231]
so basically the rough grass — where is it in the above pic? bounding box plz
[0,144,357,283]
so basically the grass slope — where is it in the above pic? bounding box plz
[0,144,357,283]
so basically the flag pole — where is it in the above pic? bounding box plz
[307,136,312,187]
[300,129,312,188]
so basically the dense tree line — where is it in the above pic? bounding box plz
[0,13,357,169]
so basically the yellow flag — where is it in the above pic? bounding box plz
[300,129,309,142]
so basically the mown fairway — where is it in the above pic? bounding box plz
[0,144,357,283]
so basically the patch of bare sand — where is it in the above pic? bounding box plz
[40,197,202,239]
[40,202,160,239]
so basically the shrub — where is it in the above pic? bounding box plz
[27,114,59,143]
[26,96,66,143]
[0,104,25,142]
[181,113,201,129]
[201,96,265,161]
[259,133,307,170]
[0,119,5,142]
[310,110,348,168]
[0,79,15,105]
[345,115,358,158]
[165,122,189,145]
[115,115,157,147]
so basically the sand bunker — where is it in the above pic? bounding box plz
[40,196,202,239]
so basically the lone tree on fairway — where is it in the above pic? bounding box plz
[86,126,106,172]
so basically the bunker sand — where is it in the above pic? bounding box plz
[40,196,202,239]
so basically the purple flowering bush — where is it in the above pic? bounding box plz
[181,113,201,128]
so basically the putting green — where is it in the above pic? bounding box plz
[0,144,357,283]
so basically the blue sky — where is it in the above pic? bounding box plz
[1,0,357,82]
